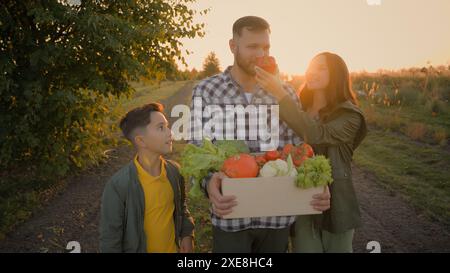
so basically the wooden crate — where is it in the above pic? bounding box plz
[221,176,324,219]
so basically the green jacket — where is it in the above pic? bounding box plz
[99,158,195,253]
[279,96,367,233]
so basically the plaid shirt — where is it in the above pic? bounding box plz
[188,66,303,232]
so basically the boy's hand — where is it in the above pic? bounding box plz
[179,236,194,253]
[207,172,237,217]
[311,186,331,211]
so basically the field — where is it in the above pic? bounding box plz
[1,68,449,252]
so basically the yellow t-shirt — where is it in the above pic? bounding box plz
[134,155,177,253]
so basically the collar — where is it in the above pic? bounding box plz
[133,155,165,182]
[222,65,268,99]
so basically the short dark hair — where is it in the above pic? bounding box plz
[119,102,164,143]
[232,16,270,37]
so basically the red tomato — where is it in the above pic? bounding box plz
[282,144,294,158]
[281,143,315,167]
[299,143,314,158]
[255,56,277,74]
[264,150,281,161]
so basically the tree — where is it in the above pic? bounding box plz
[0,0,206,178]
[201,51,221,78]
[190,68,200,79]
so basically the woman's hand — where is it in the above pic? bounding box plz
[255,66,288,101]
[310,186,331,211]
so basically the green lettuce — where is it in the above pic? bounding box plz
[180,138,249,197]
[295,155,333,189]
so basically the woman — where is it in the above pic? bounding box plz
[255,52,367,253]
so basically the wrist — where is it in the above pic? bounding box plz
[272,85,287,100]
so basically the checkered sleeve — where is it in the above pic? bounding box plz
[280,83,303,146]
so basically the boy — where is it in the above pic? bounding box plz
[100,102,194,253]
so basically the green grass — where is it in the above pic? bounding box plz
[361,100,450,135]
[354,129,450,226]
[187,194,213,253]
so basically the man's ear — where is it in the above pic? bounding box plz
[229,38,236,54]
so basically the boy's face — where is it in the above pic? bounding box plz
[134,111,173,155]
[230,28,271,76]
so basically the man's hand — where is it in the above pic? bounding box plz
[179,236,194,253]
[311,186,331,211]
[207,172,237,217]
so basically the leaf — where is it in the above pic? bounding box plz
[180,138,249,196]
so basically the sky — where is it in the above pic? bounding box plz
[180,0,450,75]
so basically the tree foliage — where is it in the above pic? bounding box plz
[0,0,206,178]
[201,51,221,78]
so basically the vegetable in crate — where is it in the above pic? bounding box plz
[222,153,259,178]
[295,155,333,189]
[264,150,281,161]
[281,143,314,167]
[179,138,249,197]
[259,154,297,177]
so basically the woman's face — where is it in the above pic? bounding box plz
[305,55,330,91]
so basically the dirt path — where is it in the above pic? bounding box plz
[0,82,449,253]
[352,165,450,252]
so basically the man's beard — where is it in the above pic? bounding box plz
[235,47,256,76]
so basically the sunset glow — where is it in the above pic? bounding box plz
[181,0,450,75]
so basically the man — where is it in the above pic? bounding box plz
[189,16,330,253]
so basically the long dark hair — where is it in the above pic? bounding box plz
[299,52,358,116]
